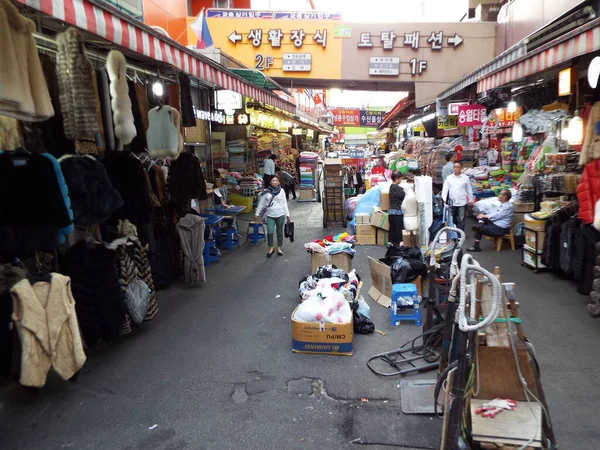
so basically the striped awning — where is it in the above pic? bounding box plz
[477,19,600,92]
[437,17,600,101]
[17,0,296,114]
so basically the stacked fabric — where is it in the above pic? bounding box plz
[299,163,315,189]
[299,151,319,162]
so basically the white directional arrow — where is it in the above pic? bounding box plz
[448,33,464,48]
[228,31,242,44]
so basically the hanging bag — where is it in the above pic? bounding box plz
[258,193,276,224]
[285,220,295,242]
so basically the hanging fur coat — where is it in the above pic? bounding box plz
[56,28,99,140]
[178,72,196,127]
[176,214,206,283]
[11,274,87,387]
[59,155,124,226]
[580,102,600,166]
[0,0,54,122]
[106,50,137,149]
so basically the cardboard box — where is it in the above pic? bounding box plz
[310,252,352,273]
[355,213,371,225]
[525,229,545,252]
[380,190,390,211]
[356,224,376,236]
[367,256,422,307]
[291,307,353,356]
[402,230,419,247]
[376,228,388,246]
[299,189,314,200]
[370,207,390,230]
[357,235,377,245]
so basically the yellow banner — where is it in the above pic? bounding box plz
[437,116,458,129]
[189,16,343,79]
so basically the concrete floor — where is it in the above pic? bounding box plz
[1,200,599,449]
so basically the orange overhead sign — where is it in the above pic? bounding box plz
[191,9,343,79]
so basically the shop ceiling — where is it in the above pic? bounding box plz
[15,0,297,114]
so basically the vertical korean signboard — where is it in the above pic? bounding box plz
[195,9,343,79]
[457,104,487,127]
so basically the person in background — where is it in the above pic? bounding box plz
[441,161,473,231]
[255,175,291,257]
[348,166,364,194]
[213,178,228,207]
[276,166,296,200]
[388,171,406,247]
[467,189,514,252]
[442,153,455,184]
[263,154,276,188]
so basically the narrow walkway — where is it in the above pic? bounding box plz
[0,201,599,449]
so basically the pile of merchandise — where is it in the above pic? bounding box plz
[304,232,356,255]
[295,265,374,334]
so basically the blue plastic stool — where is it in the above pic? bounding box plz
[203,240,219,265]
[246,222,266,244]
[390,283,421,326]
[219,227,240,250]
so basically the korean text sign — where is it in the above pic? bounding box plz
[457,104,487,127]
[331,108,360,126]
[197,10,343,79]
[359,110,386,127]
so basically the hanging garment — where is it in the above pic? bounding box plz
[11,274,87,387]
[573,224,600,295]
[580,102,600,166]
[60,154,123,226]
[0,0,54,122]
[147,106,181,157]
[149,204,175,290]
[42,153,74,243]
[0,262,28,377]
[178,73,196,127]
[168,152,208,201]
[56,28,99,140]
[0,116,21,150]
[97,69,115,152]
[149,165,169,207]
[110,237,158,323]
[23,55,75,157]
[103,151,153,227]
[0,151,72,251]
[106,50,136,148]
[577,160,600,225]
[127,79,148,154]
[176,214,206,283]
[559,218,579,276]
[135,82,150,133]
[63,241,126,347]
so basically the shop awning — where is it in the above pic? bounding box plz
[16,0,296,114]
[477,18,600,93]
[229,69,286,92]
[379,96,415,129]
[437,17,600,100]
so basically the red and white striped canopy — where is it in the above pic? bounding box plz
[16,0,296,114]
[478,19,600,93]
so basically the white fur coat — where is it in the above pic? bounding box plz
[107,50,136,149]
[0,0,54,121]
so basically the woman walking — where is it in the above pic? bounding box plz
[255,175,291,257]
[388,171,406,247]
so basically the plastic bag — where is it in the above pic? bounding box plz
[293,287,352,323]
[356,295,371,319]
[391,258,412,283]
[353,310,375,334]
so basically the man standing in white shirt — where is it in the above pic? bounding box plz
[263,154,277,188]
[467,189,514,252]
[441,153,455,184]
[441,161,473,231]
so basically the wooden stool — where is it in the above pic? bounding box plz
[484,228,516,251]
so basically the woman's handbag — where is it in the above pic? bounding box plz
[284,220,295,242]
[258,194,275,224]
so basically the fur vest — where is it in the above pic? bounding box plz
[580,102,600,166]
[56,28,99,140]
[107,50,137,149]
[147,106,183,157]
[11,274,87,387]
[0,0,54,121]
[59,155,124,226]
[167,152,208,201]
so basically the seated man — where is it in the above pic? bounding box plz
[467,189,514,252]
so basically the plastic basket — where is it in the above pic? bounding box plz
[344,188,356,197]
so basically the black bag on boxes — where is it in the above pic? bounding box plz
[382,246,426,283]
[435,242,463,280]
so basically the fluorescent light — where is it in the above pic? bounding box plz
[512,123,523,142]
